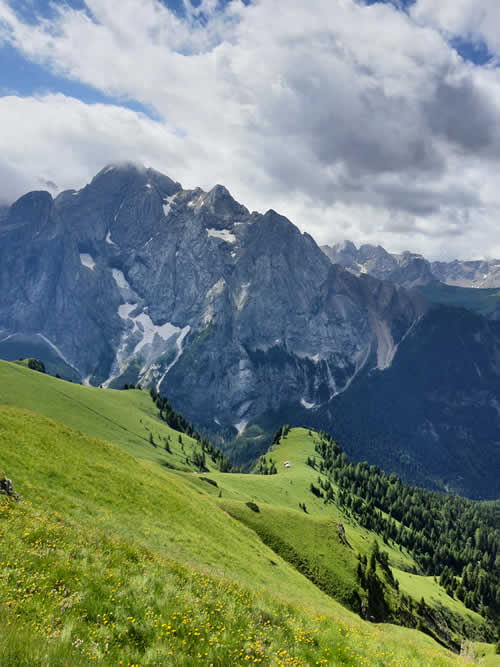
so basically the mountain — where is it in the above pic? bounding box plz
[309,304,500,497]
[322,241,500,320]
[1,163,500,498]
[322,240,435,288]
[322,240,500,289]
[432,259,500,288]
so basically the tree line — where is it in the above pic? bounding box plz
[149,389,232,472]
[308,431,499,633]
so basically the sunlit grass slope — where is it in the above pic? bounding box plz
[0,360,212,472]
[207,428,489,645]
[0,405,470,665]
[211,428,415,568]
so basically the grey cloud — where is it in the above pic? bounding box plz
[375,181,481,217]
[39,178,59,192]
[312,88,442,177]
[262,59,443,179]
[424,77,498,153]
[255,59,495,228]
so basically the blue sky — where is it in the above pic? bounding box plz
[0,0,252,114]
[0,0,206,114]
[0,41,158,116]
[2,0,500,260]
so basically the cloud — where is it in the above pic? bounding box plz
[424,76,498,152]
[1,0,500,259]
[0,93,190,202]
[411,0,500,56]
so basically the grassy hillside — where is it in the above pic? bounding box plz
[0,360,215,473]
[0,363,497,664]
[0,405,474,666]
[214,433,410,564]
[208,429,491,648]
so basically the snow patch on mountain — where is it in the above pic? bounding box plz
[114,198,126,223]
[163,193,177,217]
[234,282,250,311]
[37,333,77,371]
[105,231,117,246]
[156,325,191,391]
[188,192,205,209]
[325,359,338,398]
[235,420,248,434]
[106,298,187,387]
[207,228,236,244]
[133,314,181,355]
[112,269,130,290]
[79,253,96,271]
[207,278,226,297]
[106,232,116,246]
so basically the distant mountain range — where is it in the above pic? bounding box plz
[1,164,499,498]
[322,240,500,289]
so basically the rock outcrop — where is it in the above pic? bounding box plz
[0,476,19,502]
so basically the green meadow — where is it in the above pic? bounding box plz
[0,361,498,665]
[0,360,213,472]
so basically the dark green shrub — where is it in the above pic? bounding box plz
[246,501,260,513]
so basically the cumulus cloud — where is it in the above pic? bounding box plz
[1,0,500,259]
[0,93,191,202]
[412,0,500,57]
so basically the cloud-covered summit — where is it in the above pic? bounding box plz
[1,0,500,259]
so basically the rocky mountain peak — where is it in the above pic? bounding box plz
[6,190,58,238]
[197,184,249,222]
[9,190,53,222]
[89,162,180,197]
